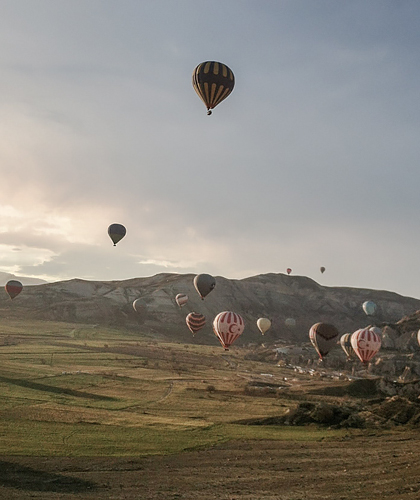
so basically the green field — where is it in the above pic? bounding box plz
[0,319,346,457]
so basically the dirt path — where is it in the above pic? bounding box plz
[1,431,420,499]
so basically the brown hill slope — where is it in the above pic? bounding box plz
[1,272,419,344]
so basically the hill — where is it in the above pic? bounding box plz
[1,272,419,345]
[0,271,47,286]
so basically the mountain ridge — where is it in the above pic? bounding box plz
[1,272,419,345]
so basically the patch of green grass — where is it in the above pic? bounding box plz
[0,418,347,457]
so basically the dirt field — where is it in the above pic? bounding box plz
[1,321,420,499]
[1,430,420,500]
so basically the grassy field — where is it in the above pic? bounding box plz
[3,319,420,499]
[0,318,347,457]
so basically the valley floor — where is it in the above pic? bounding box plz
[1,430,420,500]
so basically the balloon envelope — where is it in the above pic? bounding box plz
[175,293,188,308]
[286,268,292,275]
[133,298,147,314]
[257,318,271,335]
[285,318,296,327]
[186,312,206,335]
[340,333,355,359]
[309,322,339,359]
[108,223,126,246]
[192,61,235,115]
[320,266,326,274]
[351,327,381,364]
[5,280,23,300]
[369,326,382,338]
[213,311,244,350]
[362,301,377,316]
[193,274,216,300]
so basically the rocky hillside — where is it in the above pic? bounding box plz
[1,272,420,346]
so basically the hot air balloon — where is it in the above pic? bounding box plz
[257,318,271,336]
[417,329,420,347]
[5,280,23,300]
[351,326,381,365]
[133,298,147,314]
[369,326,382,338]
[320,266,326,274]
[193,274,216,300]
[309,322,339,359]
[192,61,235,115]
[186,312,206,336]
[285,318,296,327]
[340,333,355,359]
[175,293,188,308]
[362,301,377,316]
[213,311,245,350]
[286,268,292,275]
[108,223,126,246]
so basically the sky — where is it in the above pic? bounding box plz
[1,0,420,298]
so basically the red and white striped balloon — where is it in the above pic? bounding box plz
[213,311,245,350]
[186,312,206,335]
[351,327,382,364]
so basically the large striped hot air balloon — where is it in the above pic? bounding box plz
[108,223,126,246]
[186,312,206,336]
[175,293,188,308]
[351,327,381,365]
[309,322,339,359]
[192,61,235,115]
[213,311,245,350]
[5,280,23,300]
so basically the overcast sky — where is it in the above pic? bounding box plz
[1,1,420,298]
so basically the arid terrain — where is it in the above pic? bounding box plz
[1,300,420,499]
[2,431,420,499]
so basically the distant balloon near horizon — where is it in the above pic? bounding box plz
[285,318,296,327]
[309,322,339,359]
[5,280,23,299]
[213,311,244,350]
[192,61,235,115]
[286,268,292,275]
[132,298,147,314]
[362,300,377,316]
[320,266,326,274]
[108,223,126,246]
[175,293,188,308]
[186,312,206,336]
[340,333,355,359]
[257,318,271,336]
[193,273,216,300]
[351,327,381,365]
[369,326,382,338]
